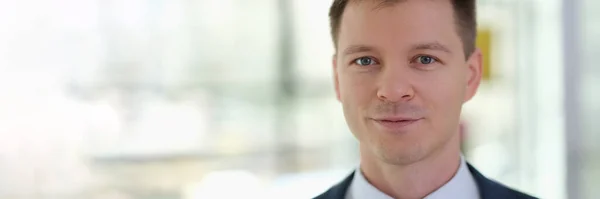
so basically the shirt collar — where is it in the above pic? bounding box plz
[346,156,480,199]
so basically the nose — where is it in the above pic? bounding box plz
[376,66,415,102]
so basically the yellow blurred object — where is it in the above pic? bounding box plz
[476,28,493,81]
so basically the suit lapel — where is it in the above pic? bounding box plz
[467,163,532,199]
[313,171,354,199]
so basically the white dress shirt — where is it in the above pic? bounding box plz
[345,157,480,199]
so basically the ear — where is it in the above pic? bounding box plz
[333,54,341,102]
[464,49,482,102]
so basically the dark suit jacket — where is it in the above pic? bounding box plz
[313,163,538,199]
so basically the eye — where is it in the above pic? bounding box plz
[415,55,437,64]
[353,57,378,66]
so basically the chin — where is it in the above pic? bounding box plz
[369,135,430,165]
[377,148,428,165]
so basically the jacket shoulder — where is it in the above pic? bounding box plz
[487,179,538,199]
[313,172,354,199]
[467,163,539,199]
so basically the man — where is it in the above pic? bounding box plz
[314,0,537,199]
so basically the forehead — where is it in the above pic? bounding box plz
[337,0,463,55]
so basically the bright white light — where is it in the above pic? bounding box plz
[184,170,263,199]
[472,142,509,178]
[122,98,208,155]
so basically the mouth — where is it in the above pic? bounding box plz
[372,118,422,129]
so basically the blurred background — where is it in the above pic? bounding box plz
[0,0,597,198]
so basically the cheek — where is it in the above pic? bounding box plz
[339,73,376,107]
[416,70,466,118]
[338,73,378,136]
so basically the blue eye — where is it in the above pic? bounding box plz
[416,56,436,64]
[354,57,377,66]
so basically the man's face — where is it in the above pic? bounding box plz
[334,0,481,165]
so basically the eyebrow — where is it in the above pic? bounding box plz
[412,42,453,54]
[341,42,452,56]
[342,45,376,56]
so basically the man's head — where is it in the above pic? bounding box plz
[330,0,481,165]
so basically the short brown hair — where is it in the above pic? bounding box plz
[329,0,477,57]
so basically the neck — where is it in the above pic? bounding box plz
[359,132,462,199]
